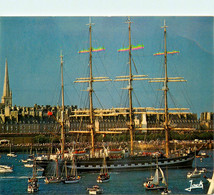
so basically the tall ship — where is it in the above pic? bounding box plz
[36,18,198,174]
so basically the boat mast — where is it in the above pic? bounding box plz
[56,158,59,178]
[74,18,112,157]
[127,18,134,156]
[162,20,169,157]
[88,19,95,157]
[32,158,37,178]
[115,18,148,155]
[60,51,65,159]
[149,21,191,156]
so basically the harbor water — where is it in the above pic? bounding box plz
[0,150,213,194]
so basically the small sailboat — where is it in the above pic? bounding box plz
[27,158,34,162]
[97,154,110,183]
[44,176,61,184]
[7,152,17,157]
[63,158,80,184]
[185,180,203,192]
[187,168,202,178]
[144,164,167,191]
[87,185,103,194]
[24,164,34,168]
[22,155,34,163]
[7,144,17,157]
[199,168,207,173]
[143,174,162,186]
[187,150,201,178]
[0,165,13,173]
[27,159,39,193]
[44,158,61,184]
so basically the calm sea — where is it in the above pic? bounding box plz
[0,150,213,194]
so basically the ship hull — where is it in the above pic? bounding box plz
[37,152,195,175]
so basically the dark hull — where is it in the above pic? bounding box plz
[37,152,195,175]
[145,186,166,191]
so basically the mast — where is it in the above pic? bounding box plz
[115,17,148,155]
[74,18,111,157]
[162,20,169,157]
[149,20,188,157]
[56,158,59,178]
[60,51,65,159]
[32,156,37,178]
[88,19,95,157]
[127,18,134,156]
[65,161,68,178]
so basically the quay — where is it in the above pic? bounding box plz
[0,140,213,153]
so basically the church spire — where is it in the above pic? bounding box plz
[1,59,12,107]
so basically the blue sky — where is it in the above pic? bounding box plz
[0,16,213,117]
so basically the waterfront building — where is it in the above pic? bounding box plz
[200,112,214,130]
[0,105,202,136]
[68,108,200,133]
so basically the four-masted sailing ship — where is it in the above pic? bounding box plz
[36,18,198,174]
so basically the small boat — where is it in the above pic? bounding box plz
[97,172,110,183]
[63,158,81,184]
[187,168,201,178]
[185,180,203,192]
[187,150,202,178]
[0,165,13,173]
[27,178,39,193]
[7,152,17,158]
[196,152,209,158]
[63,175,80,184]
[24,164,34,168]
[27,158,34,162]
[144,164,167,191]
[87,185,103,194]
[161,188,172,194]
[37,167,44,172]
[35,154,48,161]
[44,176,61,184]
[28,177,39,193]
[7,144,17,157]
[97,154,110,183]
[27,160,39,193]
[143,175,162,186]
[22,160,28,163]
[44,158,61,184]
[199,168,207,173]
